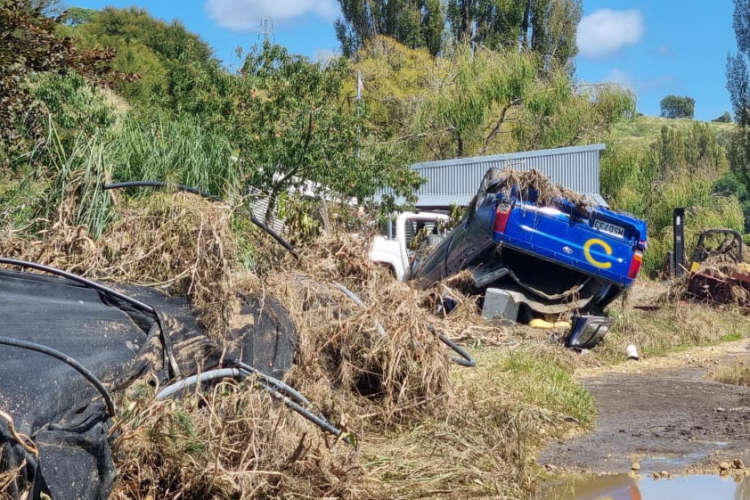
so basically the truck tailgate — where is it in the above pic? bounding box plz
[496,204,640,286]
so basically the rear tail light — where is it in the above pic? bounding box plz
[493,202,511,235]
[628,250,643,279]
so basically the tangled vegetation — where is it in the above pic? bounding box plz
[3,3,750,499]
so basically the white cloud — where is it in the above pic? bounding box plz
[205,0,340,31]
[577,9,645,59]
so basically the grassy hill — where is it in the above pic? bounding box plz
[610,114,735,147]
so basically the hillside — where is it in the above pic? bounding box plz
[610,114,735,147]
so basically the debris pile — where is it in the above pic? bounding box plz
[686,265,750,308]
[0,183,515,499]
[488,167,593,209]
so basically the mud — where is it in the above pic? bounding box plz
[539,341,750,474]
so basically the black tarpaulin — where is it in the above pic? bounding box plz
[0,267,298,500]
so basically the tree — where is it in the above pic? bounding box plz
[659,95,695,119]
[446,0,581,70]
[727,0,750,195]
[413,46,634,159]
[69,7,232,124]
[0,0,115,155]
[231,43,423,218]
[335,0,445,57]
[712,111,733,123]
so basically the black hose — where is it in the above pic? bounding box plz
[0,257,155,315]
[104,181,222,202]
[156,367,353,446]
[437,333,477,368]
[103,181,299,259]
[0,336,116,417]
[232,360,311,407]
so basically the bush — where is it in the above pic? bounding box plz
[712,111,733,123]
[601,139,743,276]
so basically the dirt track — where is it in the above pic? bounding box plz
[538,340,750,474]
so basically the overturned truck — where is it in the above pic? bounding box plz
[408,168,648,348]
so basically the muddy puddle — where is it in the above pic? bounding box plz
[541,473,750,499]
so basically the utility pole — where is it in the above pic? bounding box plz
[260,17,274,42]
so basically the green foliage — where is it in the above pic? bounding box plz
[726,0,750,224]
[30,72,116,145]
[651,123,727,178]
[446,0,581,69]
[602,123,741,276]
[335,0,445,56]
[659,95,695,119]
[232,42,423,219]
[414,47,634,159]
[38,127,115,239]
[515,81,636,150]
[496,350,595,425]
[609,114,735,149]
[69,7,232,122]
[713,111,733,123]
[335,0,581,68]
[713,169,750,232]
[0,0,114,155]
[350,36,438,139]
[109,112,240,198]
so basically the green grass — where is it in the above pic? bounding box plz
[610,115,735,147]
[601,283,750,361]
[720,332,744,342]
[494,349,596,426]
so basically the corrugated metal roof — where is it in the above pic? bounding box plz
[377,144,607,208]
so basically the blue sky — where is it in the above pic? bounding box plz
[70,0,737,122]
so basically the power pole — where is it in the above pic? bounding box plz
[260,17,274,42]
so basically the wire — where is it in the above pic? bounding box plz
[0,336,116,417]
[103,181,299,259]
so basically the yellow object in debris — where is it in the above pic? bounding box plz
[529,319,571,329]
[529,319,554,329]
[739,263,750,272]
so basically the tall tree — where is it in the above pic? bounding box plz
[335,0,445,57]
[446,0,581,69]
[726,0,750,192]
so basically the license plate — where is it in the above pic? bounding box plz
[594,219,625,238]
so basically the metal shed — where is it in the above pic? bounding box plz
[386,144,607,209]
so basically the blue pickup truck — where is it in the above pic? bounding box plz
[412,168,647,348]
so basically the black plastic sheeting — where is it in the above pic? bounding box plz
[0,267,298,499]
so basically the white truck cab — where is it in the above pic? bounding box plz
[369,212,450,281]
